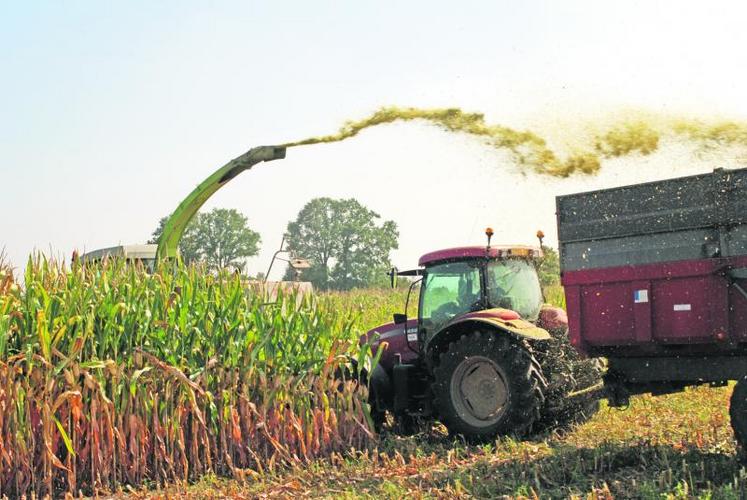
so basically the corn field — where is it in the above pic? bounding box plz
[0,257,377,498]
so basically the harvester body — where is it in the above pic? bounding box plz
[155,146,286,261]
[81,145,287,267]
[80,244,158,272]
[80,145,313,299]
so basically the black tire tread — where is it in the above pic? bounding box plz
[432,330,546,442]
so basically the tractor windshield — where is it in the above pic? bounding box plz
[420,261,482,333]
[486,259,543,320]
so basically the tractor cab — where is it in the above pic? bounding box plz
[362,230,566,441]
[414,245,544,344]
[390,241,545,353]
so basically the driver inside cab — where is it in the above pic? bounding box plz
[431,270,481,323]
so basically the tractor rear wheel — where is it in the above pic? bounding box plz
[730,377,747,455]
[432,330,546,442]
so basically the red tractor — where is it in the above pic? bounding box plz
[361,231,600,440]
[361,166,747,450]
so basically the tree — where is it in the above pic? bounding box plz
[284,198,399,290]
[150,208,261,271]
[537,245,561,288]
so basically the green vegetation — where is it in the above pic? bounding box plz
[0,258,378,498]
[2,256,743,498]
[596,121,660,157]
[672,119,747,149]
[150,208,261,271]
[136,284,744,498]
[159,385,739,499]
[284,197,399,290]
[543,284,566,310]
[283,106,747,178]
[283,106,602,177]
[537,245,561,289]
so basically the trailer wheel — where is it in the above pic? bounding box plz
[730,377,747,455]
[432,330,546,442]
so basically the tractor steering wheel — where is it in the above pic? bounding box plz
[433,301,461,322]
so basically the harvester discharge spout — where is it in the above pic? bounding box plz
[155,145,287,261]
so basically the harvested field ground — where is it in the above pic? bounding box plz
[129,365,744,498]
[129,385,739,498]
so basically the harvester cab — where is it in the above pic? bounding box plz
[363,229,578,441]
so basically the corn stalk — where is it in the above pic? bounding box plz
[0,257,375,497]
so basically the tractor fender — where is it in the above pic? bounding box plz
[426,311,551,366]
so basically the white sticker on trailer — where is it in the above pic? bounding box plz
[407,333,418,342]
[674,304,692,311]
[634,290,649,303]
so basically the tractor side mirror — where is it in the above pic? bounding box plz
[389,267,398,289]
[393,313,407,325]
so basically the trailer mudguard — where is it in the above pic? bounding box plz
[156,145,286,261]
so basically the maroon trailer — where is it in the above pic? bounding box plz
[557,167,747,447]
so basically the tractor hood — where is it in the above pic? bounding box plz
[360,319,420,369]
[445,308,552,341]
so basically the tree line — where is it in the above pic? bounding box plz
[150,198,561,291]
[150,198,399,291]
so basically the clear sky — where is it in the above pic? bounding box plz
[3,1,747,279]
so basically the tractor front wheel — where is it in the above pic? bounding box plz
[432,331,546,442]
